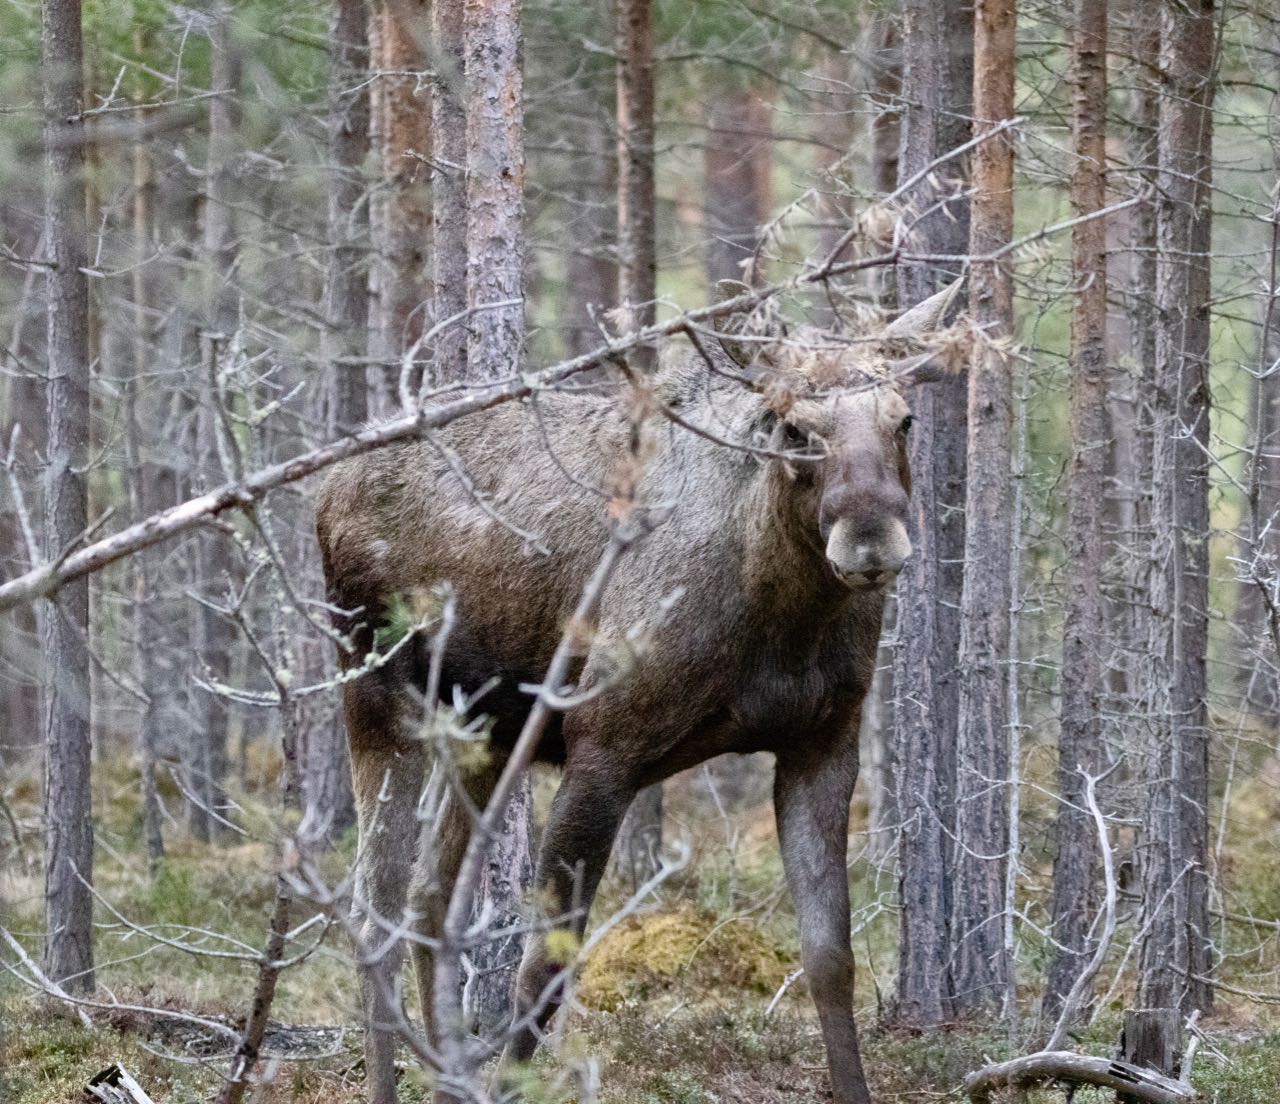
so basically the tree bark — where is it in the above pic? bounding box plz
[1139,0,1216,1017]
[462,0,533,1037]
[861,10,902,853]
[311,0,371,842]
[890,0,972,1028]
[870,17,900,200]
[464,0,524,383]
[563,112,617,358]
[615,0,657,358]
[1042,0,1108,1025]
[326,0,372,434]
[432,0,468,384]
[193,7,239,844]
[1234,19,1280,722]
[952,0,1016,1018]
[372,0,431,403]
[40,0,95,993]
[128,59,165,873]
[1120,1007,1183,1097]
[610,0,664,884]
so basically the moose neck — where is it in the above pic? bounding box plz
[737,462,855,626]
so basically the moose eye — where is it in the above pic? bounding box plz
[899,414,915,435]
[783,421,808,449]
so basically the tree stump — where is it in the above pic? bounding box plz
[1119,1008,1182,1103]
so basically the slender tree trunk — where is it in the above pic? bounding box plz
[432,0,468,384]
[1234,24,1280,722]
[1043,0,1108,1025]
[304,0,372,845]
[890,0,972,1029]
[462,0,533,1036]
[193,8,239,844]
[1238,272,1280,718]
[372,0,431,404]
[563,113,617,357]
[1139,0,1216,1017]
[129,56,165,874]
[615,0,656,353]
[952,0,1016,1018]
[464,0,524,384]
[702,86,773,285]
[326,0,372,435]
[610,0,665,886]
[870,18,900,200]
[40,0,94,993]
[0,224,45,768]
[862,10,902,853]
[1104,0,1159,834]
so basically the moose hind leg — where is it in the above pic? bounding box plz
[349,727,426,1104]
[774,743,871,1104]
[407,757,499,1051]
[500,763,636,1066]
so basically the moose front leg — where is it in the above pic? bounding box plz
[499,761,636,1066]
[774,740,872,1104]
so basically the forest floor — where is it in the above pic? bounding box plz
[3,753,1280,1103]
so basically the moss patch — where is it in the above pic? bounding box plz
[578,907,792,1011]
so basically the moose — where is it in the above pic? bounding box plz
[315,279,962,1104]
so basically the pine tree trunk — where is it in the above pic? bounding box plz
[1043,0,1108,1025]
[306,0,372,845]
[1139,0,1216,1017]
[952,0,1016,1018]
[372,0,431,404]
[563,112,617,357]
[129,60,165,874]
[870,17,900,200]
[862,11,902,854]
[1104,0,1158,821]
[1238,297,1280,717]
[325,0,372,434]
[193,8,239,844]
[432,0,468,384]
[890,0,971,1029]
[1234,19,1280,721]
[609,0,665,885]
[40,0,95,993]
[462,0,534,1037]
[702,86,773,285]
[615,0,656,350]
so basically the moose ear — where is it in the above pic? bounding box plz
[882,275,966,341]
[713,279,781,377]
[887,350,954,387]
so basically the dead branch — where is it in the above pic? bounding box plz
[85,1064,156,1104]
[963,1051,1197,1104]
[1043,768,1117,1050]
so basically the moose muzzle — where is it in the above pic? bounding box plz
[825,516,912,589]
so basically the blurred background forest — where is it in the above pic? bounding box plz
[3,0,1280,1101]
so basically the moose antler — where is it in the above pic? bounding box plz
[712,279,787,375]
[882,274,966,341]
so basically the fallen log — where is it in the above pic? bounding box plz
[84,1064,156,1104]
[964,1050,1198,1103]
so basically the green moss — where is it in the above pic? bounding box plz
[578,907,791,1012]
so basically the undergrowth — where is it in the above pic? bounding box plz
[3,752,1280,1102]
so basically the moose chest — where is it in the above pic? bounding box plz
[725,629,863,747]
